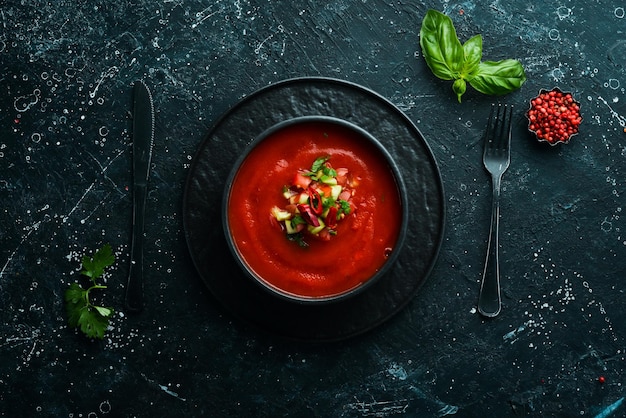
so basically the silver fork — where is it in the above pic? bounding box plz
[478,103,512,318]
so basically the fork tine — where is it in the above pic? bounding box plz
[484,104,501,154]
[501,104,513,149]
[484,104,513,153]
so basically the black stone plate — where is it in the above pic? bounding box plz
[183,77,445,342]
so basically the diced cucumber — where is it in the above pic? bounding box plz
[271,206,292,222]
[330,185,342,200]
[319,175,338,185]
[283,187,296,200]
[298,192,309,204]
[285,219,299,234]
[307,219,325,235]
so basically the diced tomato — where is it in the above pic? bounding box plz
[293,170,312,189]
[336,168,349,186]
[339,190,352,202]
[318,228,332,241]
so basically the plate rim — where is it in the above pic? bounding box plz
[182,76,446,342]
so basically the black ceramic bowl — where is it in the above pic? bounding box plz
[526,87,582,146]
[222,115,408,304]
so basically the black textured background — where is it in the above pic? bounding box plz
[2,1,626,417]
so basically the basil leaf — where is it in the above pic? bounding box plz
[419,10,464,80]
[461,34,482,78]
[310,156,329,173]
[469,59,527,96]
[419,9,526,102]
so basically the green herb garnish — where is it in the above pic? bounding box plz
[419,9,526,102]
[310,156,329,172]
[338,199,352,216]
[309,156,330,175]
[64,244,115,339]
[287,232,309,248]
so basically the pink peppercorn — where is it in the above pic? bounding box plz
[527,89,582,144]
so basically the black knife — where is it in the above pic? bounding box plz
[125,80,154,312]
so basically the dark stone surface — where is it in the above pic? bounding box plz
[2,1,626,417]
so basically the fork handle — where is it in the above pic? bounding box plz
[478,176,503,317]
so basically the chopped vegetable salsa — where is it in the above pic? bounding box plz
[270,156,357,246]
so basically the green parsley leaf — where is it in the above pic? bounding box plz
[65,282,87,305]
[65,283,88,328]
[94,306,113,317]
[291,215,306,227]
[322,196,335,210]
[322,166,337,177]
[77,305,111,339]
[80,243,115,281]
[338,199,351,215]
[65,244,116,339]
[310,156,329,173]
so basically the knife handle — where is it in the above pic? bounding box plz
[125,183,147,312]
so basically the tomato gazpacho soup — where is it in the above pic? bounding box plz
[225,118,406,301]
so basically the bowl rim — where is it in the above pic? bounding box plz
[526,87,583,146]
[222,115,409,305]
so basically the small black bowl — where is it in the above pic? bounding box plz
[222,115,408,304]
[526,87,582,146]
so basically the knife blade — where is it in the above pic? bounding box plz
[125,80,154,312]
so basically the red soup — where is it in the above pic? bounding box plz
[225,119,405,300]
